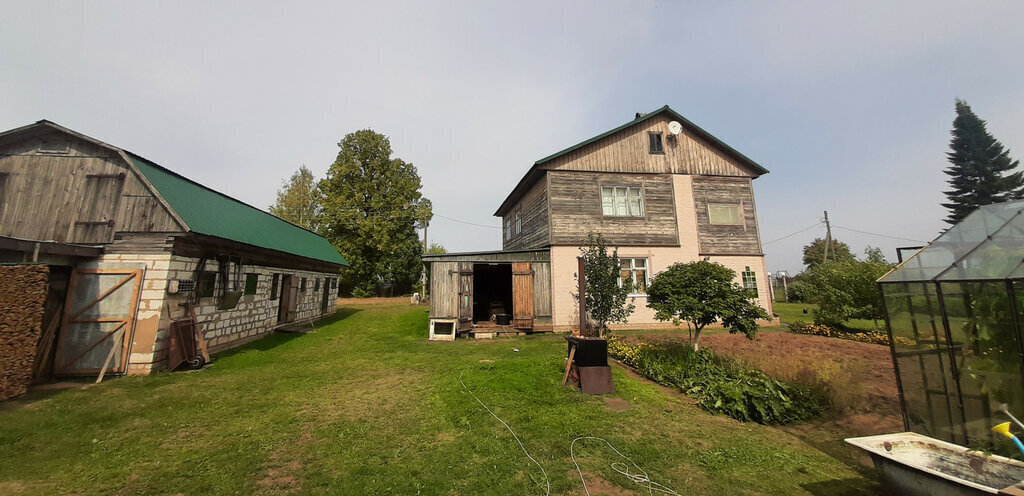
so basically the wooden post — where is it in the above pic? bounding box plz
[577,256,586,336]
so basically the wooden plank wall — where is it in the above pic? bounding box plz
[531,262,551,317]
[503,178,549,250]
[0,131,180,245]
[429,261,459,319]
[547,171,678,246]
[691,176,762,255]
[541,113,758,177]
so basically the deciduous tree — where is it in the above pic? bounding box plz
[802,237,855,269]
[943,99,1023,224]
[572,234,634,337]
[269,166,322,232]
[320,130,432,297]
[646,260,769,351]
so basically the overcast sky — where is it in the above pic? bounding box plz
[3,1,1023,274]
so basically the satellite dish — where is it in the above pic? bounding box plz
[668,121,683,135]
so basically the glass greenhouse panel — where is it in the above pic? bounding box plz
[883,283,965,444]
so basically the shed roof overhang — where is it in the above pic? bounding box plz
[421,248,550,263]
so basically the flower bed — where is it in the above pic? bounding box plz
[608,337,823,424]
[789,322,912,346]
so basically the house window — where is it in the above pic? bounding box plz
[270,274,280,299]
[244,273,259,295]
[708,203,743,226]
[742,266,758,295]
[648,132,664,154]
[197,272,217,298]
[618,258,649,294]
[314,278,321,291]
[504,216,512,241]
[331,278,337,289]
[300,277,307,293]
[515,209,522,235]
[601,186,644,217]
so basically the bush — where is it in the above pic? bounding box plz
[608,338,823,424]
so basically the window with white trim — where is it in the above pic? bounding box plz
[742,266,758,295]
[515,209,522,235]
[618,258,649,294]
[601,186,644,217]
[708,203,743,225]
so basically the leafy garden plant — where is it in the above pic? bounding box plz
[608,338,823,424]
[572,234,635,337]
[646,260,769,351]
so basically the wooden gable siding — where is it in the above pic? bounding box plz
[541,113,756,177]
[547,170,679,246]
[0,131,180,245]
[502,176,549,250]
[691,176,762,255]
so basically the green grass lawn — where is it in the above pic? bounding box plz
[0,303,877,495]
[772,302,881,332]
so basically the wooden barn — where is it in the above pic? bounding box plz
[424,105,775,339]
[0,120,347,396]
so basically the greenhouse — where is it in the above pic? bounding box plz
[879,200,1024,456]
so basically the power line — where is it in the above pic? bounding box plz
[763,222,823,245]
[832,225,928,244]
[433,213,502,229]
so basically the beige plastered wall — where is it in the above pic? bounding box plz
[549,174,777,331]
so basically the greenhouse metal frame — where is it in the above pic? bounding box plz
[878,200,1024,455]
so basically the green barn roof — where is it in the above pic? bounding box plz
[128,153,347,267]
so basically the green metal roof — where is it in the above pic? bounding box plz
[128,153,347,267]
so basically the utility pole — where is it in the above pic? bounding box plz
[823,210,832,263]
[420,220,428,300]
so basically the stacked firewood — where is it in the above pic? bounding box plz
[0,265,48,401]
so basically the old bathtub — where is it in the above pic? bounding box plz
[846,432,1024,495]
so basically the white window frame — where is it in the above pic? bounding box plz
[515,209,522,235]
[601,186,644,217]
[618,258,649,295]
[707,203,744,226]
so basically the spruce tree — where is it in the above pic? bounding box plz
[942,99,1023,224]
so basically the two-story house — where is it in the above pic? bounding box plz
[423,106,774,339]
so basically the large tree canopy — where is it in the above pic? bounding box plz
[942,99,1023,225]
[269,166,322,233]
[802,237,855,269]
[320,130,432,297]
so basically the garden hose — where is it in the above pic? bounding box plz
[992,422,1024,457]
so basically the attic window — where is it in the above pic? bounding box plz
[38,141,69,154]
[648,132,664,154]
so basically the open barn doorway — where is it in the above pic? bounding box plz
[472,263,512,324]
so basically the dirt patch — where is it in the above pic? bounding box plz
[603,397,633,412]
[570,470,639,496]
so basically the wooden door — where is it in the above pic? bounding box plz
[457,262,473,330]
[287,283,299,322]
[512,262,534,329]
[278,275,293,324]
[321,278,333,314]
[54,269,142,376]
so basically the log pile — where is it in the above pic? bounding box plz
[0,265,49,401]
